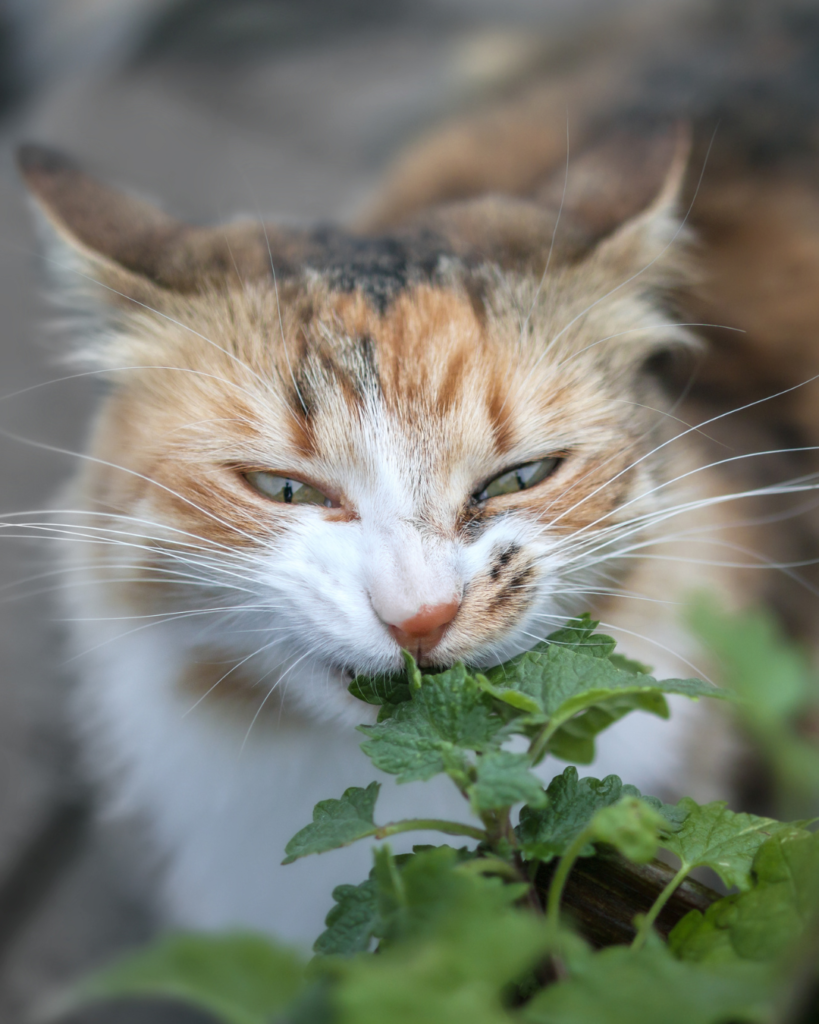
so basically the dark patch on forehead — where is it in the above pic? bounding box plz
[298,226,461,313]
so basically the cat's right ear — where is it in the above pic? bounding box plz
[17,143,274,313]
[17,143,188,312]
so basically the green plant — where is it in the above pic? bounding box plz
[57,603,819,1024]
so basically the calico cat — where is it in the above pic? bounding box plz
[17,0,819,943]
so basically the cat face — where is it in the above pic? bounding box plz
[19,142,692,720]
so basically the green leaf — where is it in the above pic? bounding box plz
[687,595,819,810]
[349,674,412,707]
[358,664,504,784]
[541,614,617,657]
[328,848,558,1024]
[672,830,819,964]
[545,692,669,764]
[729,828,819,959]
[466,750,547,813]
[516,767,678,862]
[589,796,666,864]
[668,901,740,965]
[313,878,380,956]
[608,652,652,675]
[522,942,772,1024]
[371,846,525,947]
[349,651,421,711]
[658,797,806,891]
[64,933,306,1024]
[687,595,808,718]
[480,641,725,764]
[283,783,381,864]
[544,615,647,674]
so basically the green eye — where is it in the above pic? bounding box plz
[245,471,333,507]
[475,457,562,501]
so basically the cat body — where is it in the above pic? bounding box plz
[20,0,819,941]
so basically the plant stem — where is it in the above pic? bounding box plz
[480,806,517,852]
[373,818,487,842]
[528,721,560,765]
[631,863,690,951]
[546,828,593,931]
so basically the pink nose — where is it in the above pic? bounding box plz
[387,600,460,662]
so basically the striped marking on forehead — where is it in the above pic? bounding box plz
[272,283,522,512]
[310,285,515,435]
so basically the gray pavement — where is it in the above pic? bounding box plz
[0,2,648,1020]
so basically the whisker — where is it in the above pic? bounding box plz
[240,646,318,751]
[182,634,291,719]
[0,428,264,545]
[527,610,714,683]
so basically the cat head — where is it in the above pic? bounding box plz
[19,133,694,721]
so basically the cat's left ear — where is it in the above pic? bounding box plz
[413,124,691,277]
[579,123,692,277]
[526,121,691,283]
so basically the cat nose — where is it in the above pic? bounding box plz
[387,599,460,660]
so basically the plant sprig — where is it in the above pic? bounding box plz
[59,606,819,1024]
[284,615,725,864]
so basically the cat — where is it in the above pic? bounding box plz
[17,0,819,944]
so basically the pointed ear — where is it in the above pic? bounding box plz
[17,144,274,308]
[537,122,692,275]
[400,124,691,277]
[591,124,691,276]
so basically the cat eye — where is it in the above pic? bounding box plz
[244,471,334,507]
[474,457,562,502]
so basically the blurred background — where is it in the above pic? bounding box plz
[0,0,715,1020]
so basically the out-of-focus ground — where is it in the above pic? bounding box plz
[0,1,668,1020]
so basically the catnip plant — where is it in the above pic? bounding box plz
[59,601,819,1024]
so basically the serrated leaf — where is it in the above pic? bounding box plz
[62,933,306,1024]
[358,664,504,784]
[658,798,806,891]
[467,750,548,813]
[283,783,381,864]
[521,942,772,1024]
[671,830,819,964]
[516,767,678,862]
[542,614,617,657]
[313,878,380,956]
[480,642,725,764]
